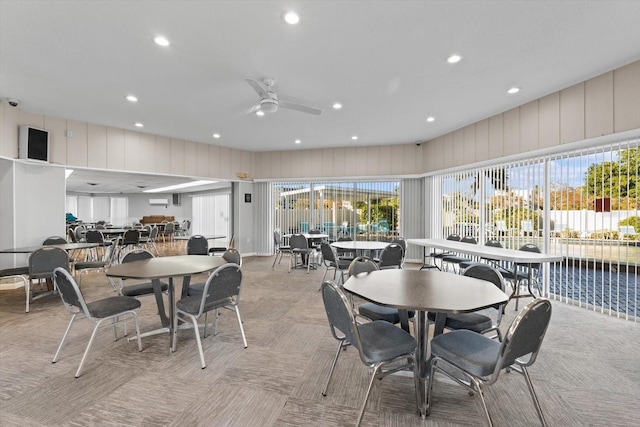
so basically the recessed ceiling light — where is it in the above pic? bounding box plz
[294,139,301,144]
[126,95,138,102]
[153,36,170,47]
[426,116,435,122]
[256,110,265,117]
[332,102,343,110]
[507,87,521,94]
[212,133,221,139]
[283,11,300,25]
[134,122,144,128]
[351,135,358,141]
[447,54,462,64]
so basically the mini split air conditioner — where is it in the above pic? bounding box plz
[149,198,169,205]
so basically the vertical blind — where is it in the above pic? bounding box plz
[431,138,639,320]
[191,193,231,239]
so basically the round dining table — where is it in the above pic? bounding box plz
[106,255,228,350]
[343,269,508,418]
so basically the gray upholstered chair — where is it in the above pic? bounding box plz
[187,235,209,255]
[429,233,461,269]
[442,235,477,273]
[116,229,141,261]
[377,243,403,270]
[175,263,247,368]
[428,264,506,340]
[320,280,419,427]
[427,298,552,427]
[42,236,67,245]
[84,229,112,261]
[289,233,314,273]
[334,236,355,261]
[116,249,168,298]
[222,248,242,266]
[141,225,160,257]
[501,244,542,310]
[272,229,291,268]
[27,246,69,311]
[352,256,415,333]
[52,267,142,378]
[391,236,407,265]
[319,242,350,287]
[160,221,175,243]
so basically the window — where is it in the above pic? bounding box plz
[192,193,231,238]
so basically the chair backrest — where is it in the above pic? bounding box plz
[337,236,352,242]
[518,243,541,269]
[163,222,175,233]
[273,230,282,246]
[493,298,552,381]
[289,234,308,251]
[96,223,106,230]
[348,256,379,277]
[67,227,78,243]
[148,226,159,240]
[378,243,403,269]
[391,237,406,253]
[85,230,105,244]
[197,263,243,316]
[74,226,86,241]
[222,248,242,266]
[29,247,69,279]
[320,242,337,265]
[446,233,461,241]
[463,264,505,312]
[53,267,91,317]
[321,281,365,360]
[187,235,209,255]
[122,249,154,264]
[485,239,503,248]
[460,236,477,244]
[122,229,140,245]
[43,236,67,245]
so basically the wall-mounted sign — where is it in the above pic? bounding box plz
[244,193,252,203]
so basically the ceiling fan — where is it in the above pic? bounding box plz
[246,78,321,116]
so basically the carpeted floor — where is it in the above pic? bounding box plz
[0,241,639,426]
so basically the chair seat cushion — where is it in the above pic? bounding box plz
[176,294,233,314]
[442,255,472,264]
[431,329,501,378]
[359,303,415,324]
[358,320,416,363]
[443,312,493,333]
[0,266,29,277]
[122,281,168,297]
[86,296,141,318]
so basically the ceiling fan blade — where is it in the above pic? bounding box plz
[246,78,268,98]
[246,104,261,114]
[279,100,322,115]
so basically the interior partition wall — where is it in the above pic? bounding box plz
[428,137,639,321]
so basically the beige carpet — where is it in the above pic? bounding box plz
[0,243,639,426]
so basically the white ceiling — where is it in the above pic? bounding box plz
[2,0,640,192]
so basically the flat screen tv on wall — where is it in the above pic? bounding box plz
[18,125,49,163]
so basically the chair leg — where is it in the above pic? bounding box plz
[473,378,493,427]
[214,309,220,336]
[356,363,382,427]
[52,314,77,363]
[75,318,106,378]
[203,311,209,338]
[272,252,279,268]
[233,305,248,348]
[322,339,345,396]
[522,366,547,427]
[182,312,206,369]
[24,278,31,313]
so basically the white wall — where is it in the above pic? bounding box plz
[233,181,254,255]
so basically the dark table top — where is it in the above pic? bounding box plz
[0,243,99,254]
[343,269,508,313]
[106,255,227,280]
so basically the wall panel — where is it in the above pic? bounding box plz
[124,130,142,171]
[538,92,560,149]
[44,116,67,165]
[463,124,476,165]
[503,108,520,156]
[196,142,209,177]
[154,136,171,174]
[106,127,125,170]
[87,124,107,169]
[170,138,185,175]
[66,120,88,167]
[520,100,539,151]
[139,133,155,173]
[585,71,614,138]
[614,61,640,132]
[475,119,489,162]
[560,82,585,144]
